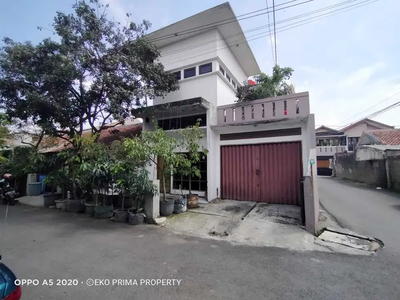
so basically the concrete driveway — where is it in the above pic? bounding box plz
[167,200,317,251]
[1,204,400,299]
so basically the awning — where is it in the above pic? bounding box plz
[131,97,209,119]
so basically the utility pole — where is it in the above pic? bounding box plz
[272,0,277,66]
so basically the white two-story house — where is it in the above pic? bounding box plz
[132,3,319,234]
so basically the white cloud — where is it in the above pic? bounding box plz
[340,62,386,88]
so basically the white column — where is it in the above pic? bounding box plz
[206,104,220,201]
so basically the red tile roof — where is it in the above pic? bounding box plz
[40,123,142,153]
[368,129,400,145]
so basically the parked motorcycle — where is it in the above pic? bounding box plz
[0,174,18,206]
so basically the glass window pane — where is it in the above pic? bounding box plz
[226,74,231,82]
[173,71,181,80]
[199,63,212,75]
[184,67,196,78]
[219,65,225,75]
[191,181,200,191]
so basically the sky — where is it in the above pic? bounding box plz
[1,0,399,129]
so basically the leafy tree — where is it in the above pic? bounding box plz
[0,113,9,149]
[124,126,189,201]
[0,0,178,146]
[236,65,294,102]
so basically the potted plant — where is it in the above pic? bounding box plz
[111,161,129,222]
[92,161,114,219]
[43,169,67,207]
[127,169,156,225]
[178,119,208,209]
[125,126,188,217]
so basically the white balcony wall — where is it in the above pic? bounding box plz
[317,146,347,156]
[154,71,218,106]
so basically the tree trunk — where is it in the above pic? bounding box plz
[121,194,125,211]
[189,174,192,195]
[162,172,166,201]
[73,182,78,200]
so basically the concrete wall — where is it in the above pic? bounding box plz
[335,152,387,187]
[302,114,319,235]
[387,157,400,192]
[216,30,248,85]
[216,74,237,106]
[154,67,218,106]
[158,29,218,71]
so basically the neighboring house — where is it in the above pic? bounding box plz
[3,133,34,150]
[39,123,143,153]
[342,118,394,151]
[335,129,400,191]
[132,3,319,234]
[315,126,346,175]
[316,118,393,175]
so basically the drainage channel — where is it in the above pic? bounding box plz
[318,227,384,252]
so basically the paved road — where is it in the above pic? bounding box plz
[319,176,400,258]
[1,204,400,299]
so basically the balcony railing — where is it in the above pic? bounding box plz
[216,92,310,126]
[317,146,347,156]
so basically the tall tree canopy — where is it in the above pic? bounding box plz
[0,0,177,143]
[236,65,294,102]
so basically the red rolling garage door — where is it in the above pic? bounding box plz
[221,142,302,205]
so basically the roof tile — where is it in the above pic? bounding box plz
[368,129,400,145]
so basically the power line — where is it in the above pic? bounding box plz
[341,96,400,129]
[160,0,373,59]
[163,0,377,66]
[339,91,400,125]
[272,0,278,65]
[147,0,314,43]
[266,0,275,64]
[162,0,378,66]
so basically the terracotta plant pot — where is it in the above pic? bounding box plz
[187,194,199,209]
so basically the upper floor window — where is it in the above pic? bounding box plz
[226,74,231,83]
[232,81,236,88]
[173,71,181,81]
[199,63,212,75]
[184,67,196,78]
[219,65,225,76]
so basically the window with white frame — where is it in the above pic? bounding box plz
[199,63,212,75]
[219,65,225,75]
[184,67,196,78]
